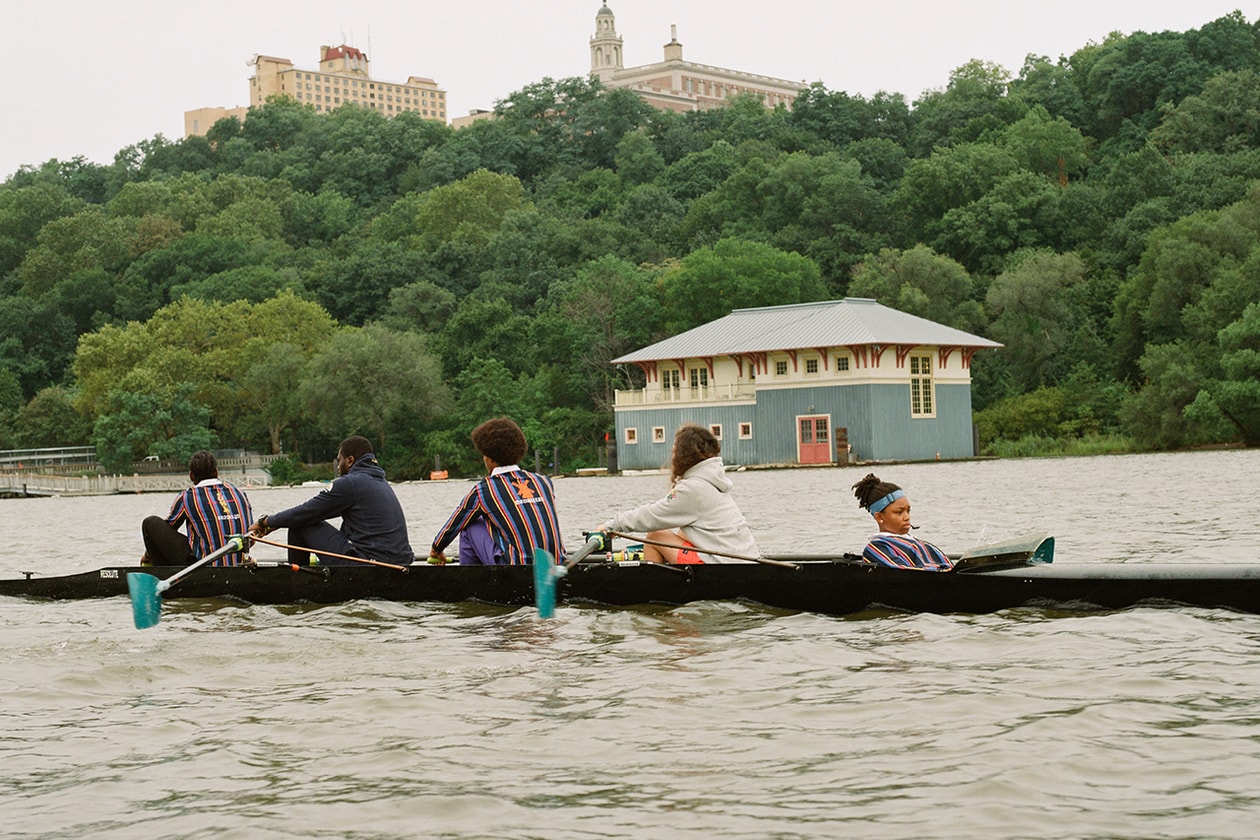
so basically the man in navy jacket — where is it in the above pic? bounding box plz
[251,436,414,566]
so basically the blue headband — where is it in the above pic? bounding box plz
[868,489,905,514]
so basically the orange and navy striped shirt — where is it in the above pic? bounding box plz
[166,479,253,565]
[432,466,563,565]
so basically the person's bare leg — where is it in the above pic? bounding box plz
[643,529,686,563]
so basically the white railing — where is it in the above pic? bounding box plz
[0,469,274,497]
[614,384,757,407]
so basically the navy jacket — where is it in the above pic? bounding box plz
[269,456,413,564]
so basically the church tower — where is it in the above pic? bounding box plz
[590,3,624,82]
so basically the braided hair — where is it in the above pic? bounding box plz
[852,473,901,512]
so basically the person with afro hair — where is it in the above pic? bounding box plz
[430,418,564,565]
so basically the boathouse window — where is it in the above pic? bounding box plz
[663,368,681,395]
[624,428,638,444]
[774,360,788,377]
[834,353,850,373]
[909,354,936,418]
[805,357,820,375]
[652,426,666,443]
[739,422,753,439]
[688,367,708,395]
[710,424,723,440]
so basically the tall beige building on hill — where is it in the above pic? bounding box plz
[590,3,805,112]
[185,44,446,138]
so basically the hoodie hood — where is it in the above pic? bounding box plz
[345,454,387,481]
[682,456,732,493]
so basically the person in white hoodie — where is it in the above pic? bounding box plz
[599,424,759,564]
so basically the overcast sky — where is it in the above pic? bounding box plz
[2,0,1256,179]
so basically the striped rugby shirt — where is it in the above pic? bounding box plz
[166,478,253,565]
[432,465,563,565]
[862,533,953,571]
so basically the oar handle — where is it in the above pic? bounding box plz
[158,535,248,593]
[605,530,799,570]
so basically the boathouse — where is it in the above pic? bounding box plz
[610,298,1001,469]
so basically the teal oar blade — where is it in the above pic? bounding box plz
[126,535,247,630]
[533,548,557,618]
[127,572,162,629]
[954,532,1054,572]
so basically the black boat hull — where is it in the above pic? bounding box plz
[5,560,1260,617]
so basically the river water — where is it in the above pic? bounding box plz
[2,449,1259,839]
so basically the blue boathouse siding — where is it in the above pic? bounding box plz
[613,382,976,470]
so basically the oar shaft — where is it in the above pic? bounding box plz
[159,535,247,592]
[249,535,408,571]
[562,534,606,569]
[605,530,798,569]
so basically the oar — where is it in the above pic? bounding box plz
[604,530,799,570]
[127,535,247,629]
[534,534,606,619]
[953,532,1055,571]
[249,535,410,571]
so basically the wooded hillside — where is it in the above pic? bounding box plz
[3,12,1259,475]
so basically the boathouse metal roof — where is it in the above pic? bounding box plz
[611,298,1001,364]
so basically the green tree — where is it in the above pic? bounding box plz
[0,181,86,277]
[114,233,258,321]
[894,142,1021,243]
[659,140,739,202]
[92,385,217,472]
[663,239,826,333]
[1009,54,1091,129]
[378,281,458,334]
[549,255,666,413]
[0,296,77,398]
[240,342,308,455]
[1151,70,1260,153]
[299,325,450,449]
[910,59,1027,155]
[410,169,529,248]
[0,368,22,445]
[14,386,91,447]
[1186,301,1260,445]
[999,106,1092,181]
[849,245,984,331]
[986,251,1106,390]
[1119,342,1222,449]
[17,207,132,297]
[614,130,666,185]
[305,240,438,325]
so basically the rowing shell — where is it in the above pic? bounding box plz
[5,548,1260,618]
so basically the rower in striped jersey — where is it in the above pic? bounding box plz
[851,472,952,571]
[429,418,564,566]
[141,450,253,566]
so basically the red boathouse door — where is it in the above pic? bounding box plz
[797,415,831,464]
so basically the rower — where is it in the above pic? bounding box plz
[140,450,253,567]
[598,424,759,564]
[250,435,414,567]
[852,473,953,571]
[428,417,565,566]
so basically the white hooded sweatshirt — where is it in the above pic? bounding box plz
[603,456,759,563]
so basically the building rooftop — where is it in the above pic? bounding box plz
[322,45,367,61]
[612,298,1001,364]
